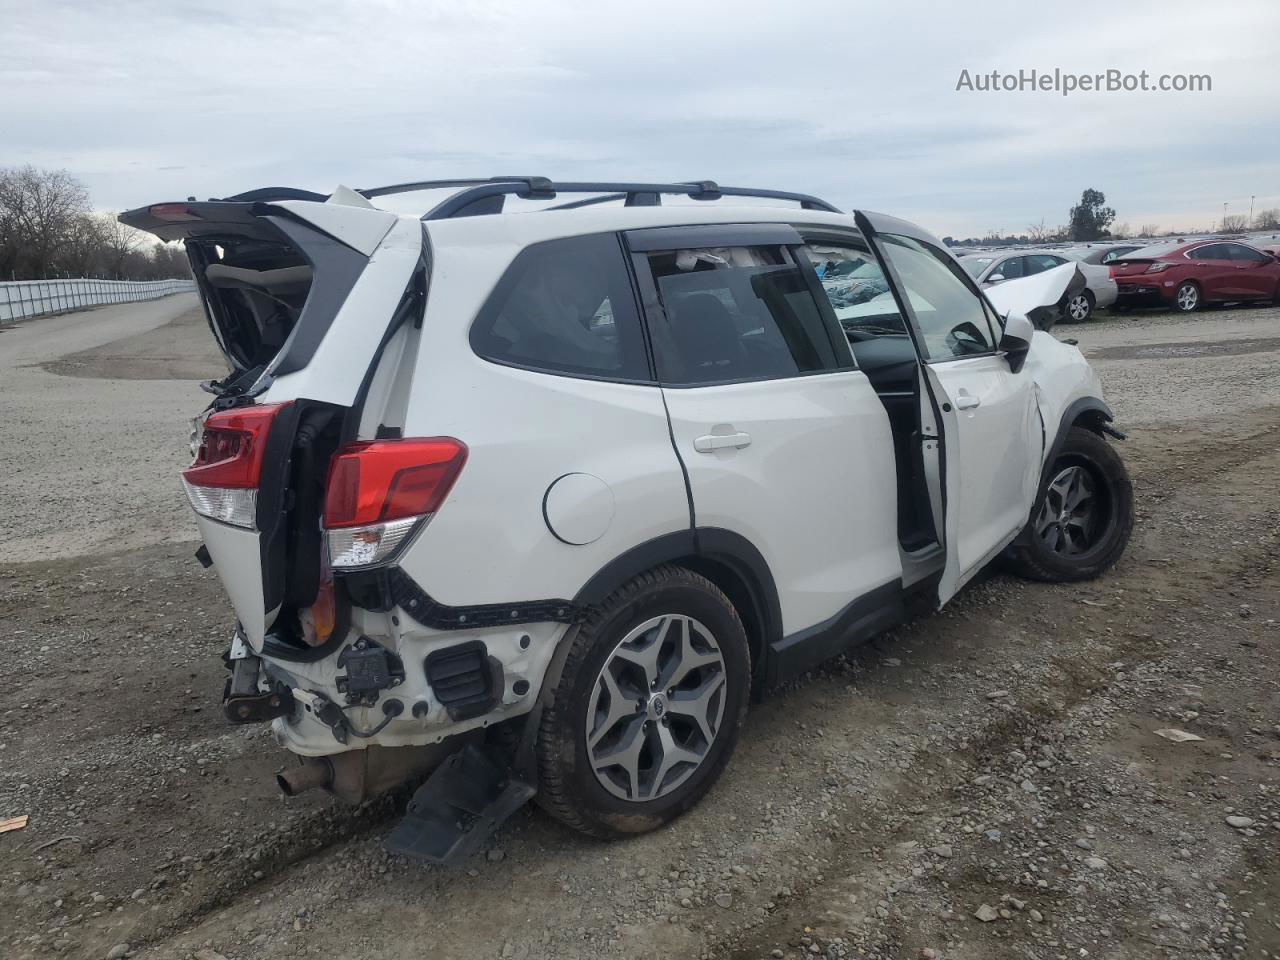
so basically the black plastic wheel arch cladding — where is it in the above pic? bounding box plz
[572,528,783,677]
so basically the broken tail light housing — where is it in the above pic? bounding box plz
[181,402,292,529]
[323,438,467,569]
[1144,262,1172,274]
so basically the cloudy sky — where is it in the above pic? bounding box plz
[4,0,1277,237]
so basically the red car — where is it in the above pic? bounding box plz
[1109,239,1280,312]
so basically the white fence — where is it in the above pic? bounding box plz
[0,278,196,323]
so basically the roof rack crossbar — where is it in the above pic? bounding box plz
[424,180,840,220]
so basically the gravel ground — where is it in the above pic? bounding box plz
[1,302,1278,960]
[0,296,222,563]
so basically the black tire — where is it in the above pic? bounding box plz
[535,565,750,838]
[1008,427,1133,583]
[1174,280,1201,313]
[1063,289,1094,323]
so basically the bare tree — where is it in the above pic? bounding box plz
[96,214,147,277]
[1220,214,1250,233]
[1253,209,1280,231]
[1026,219,1053,242]
[1138,223,1160,237]
[56,213,109,277]
[1110,222,1132,239]
[0,166,189,281]
[0,166,91,278]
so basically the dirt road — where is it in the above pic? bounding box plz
[2,303,1277,960]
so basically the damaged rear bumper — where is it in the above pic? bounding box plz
[222,611,569,758]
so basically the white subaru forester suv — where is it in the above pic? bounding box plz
[122,178,1132,862]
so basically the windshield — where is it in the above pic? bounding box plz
[959,257,993,278]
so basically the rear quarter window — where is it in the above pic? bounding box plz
[470,233,650,381]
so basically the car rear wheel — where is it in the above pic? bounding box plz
[535,566,750,838]
[1008,427,1133,583]
[1064,290,1094,323]
[1174,281,1201,312]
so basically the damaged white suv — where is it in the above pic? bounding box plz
[122,178,1132,862]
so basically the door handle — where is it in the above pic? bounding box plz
[954,392,981,410]
[694,432,752,453]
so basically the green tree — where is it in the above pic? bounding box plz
[1067,188,1117,241]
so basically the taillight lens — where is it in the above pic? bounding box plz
[1145,261,1171,274]
[181,402,291,529]
[322,438,467,568]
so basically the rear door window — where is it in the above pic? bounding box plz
[470,233,649,381]
[644,245,844,384]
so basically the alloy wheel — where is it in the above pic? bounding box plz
[1067,294,1091,321]
[1176,283,1198,311]
[586,614,727,802]
[1034,465,1100,555]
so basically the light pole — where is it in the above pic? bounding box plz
[1223,201,1228,232]
[1250,195,1255,227]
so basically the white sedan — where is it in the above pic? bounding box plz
[959,250,1117,321]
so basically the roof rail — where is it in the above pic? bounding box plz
[354,177,557,200]
[419,179,841,220]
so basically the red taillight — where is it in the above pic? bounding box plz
[150,203,201,222]
[184,403,292,489]
[323,438,468,529]
[181,403,291,529]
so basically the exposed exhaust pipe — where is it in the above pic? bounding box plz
[276,758,333,796]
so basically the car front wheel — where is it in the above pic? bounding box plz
[1174,281,1201,312]
[534,566,750,838]
[1008,427,1133,582]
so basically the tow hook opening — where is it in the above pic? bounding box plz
[277,757,334,796]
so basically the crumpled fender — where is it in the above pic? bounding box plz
[985,263,1087,331]
[1021,332,1112,484]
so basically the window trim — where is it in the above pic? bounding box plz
[467,230,658,385]
[629,230,858,389]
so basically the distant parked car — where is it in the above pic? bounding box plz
[1060,244,1142,266]
[1108,239,1280,312]
[958,250,1117,322]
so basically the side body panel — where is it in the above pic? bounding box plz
[660,372,902,635]
[394,235,691,609]
[1021,331,1109,466]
